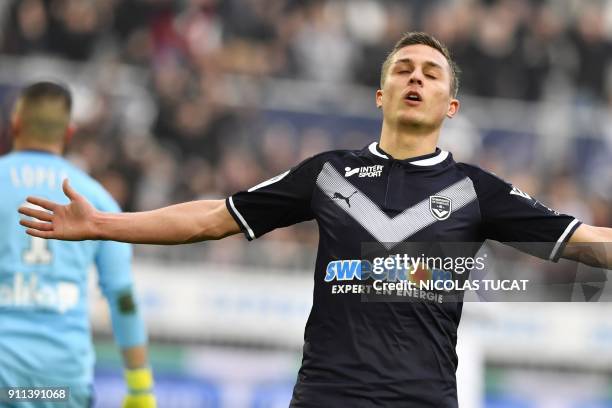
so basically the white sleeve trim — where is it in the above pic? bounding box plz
[228,196,255,240]
[549,219,580,261]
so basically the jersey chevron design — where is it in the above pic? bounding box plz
[226,142,581,408]
[316,162,477,249]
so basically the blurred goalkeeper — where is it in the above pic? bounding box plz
[0,82,155,407]
[18,33,612,407]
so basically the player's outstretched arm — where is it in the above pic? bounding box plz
[562,224,612,269]
[18,179,241,244]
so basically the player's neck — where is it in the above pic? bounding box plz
[14,140,63,156]
[378,122,439,160]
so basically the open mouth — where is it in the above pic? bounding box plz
[404,91,422,103]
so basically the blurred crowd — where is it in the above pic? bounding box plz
[0,0,611,267]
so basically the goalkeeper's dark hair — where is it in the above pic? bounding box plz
[15,81,73,143]
[20,81,72,113]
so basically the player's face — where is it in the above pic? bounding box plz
[376,44,459,131]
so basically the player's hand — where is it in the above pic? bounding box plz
[18,179,99,241]
[122,368,156,408]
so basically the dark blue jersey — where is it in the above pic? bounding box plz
[226,142,580,407]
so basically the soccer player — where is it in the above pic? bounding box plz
[1,82,156,408]
[19,34,611,407]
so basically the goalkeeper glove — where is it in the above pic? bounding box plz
[122,368,156,408]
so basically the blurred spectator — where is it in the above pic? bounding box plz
[569,3,612,102]
[354,2,412,88]
[3,0,49,54]
[48,0,103,60]
[0,0,610,264]
[289,1,359,83]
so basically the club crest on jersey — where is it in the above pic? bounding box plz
[429,195,452,221]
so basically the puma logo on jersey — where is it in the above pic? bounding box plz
[344,165,383,178]
[510,186,532,200]
[333,191,357,207]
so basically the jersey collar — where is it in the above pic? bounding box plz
[17,149,56,155]
[367,142,449,166]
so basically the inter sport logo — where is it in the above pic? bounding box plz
[344,165,383,178]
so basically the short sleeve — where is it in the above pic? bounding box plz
[226,155,322,240]
[465,166,581,261]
